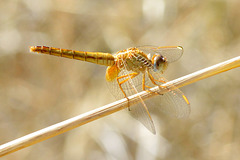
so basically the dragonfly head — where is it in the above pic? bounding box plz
[152,55,168,73]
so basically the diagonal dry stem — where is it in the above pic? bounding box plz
[0,56,239,157]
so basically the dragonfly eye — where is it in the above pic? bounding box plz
[153,55,167,73]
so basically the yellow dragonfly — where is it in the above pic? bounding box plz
[30,45,190,134]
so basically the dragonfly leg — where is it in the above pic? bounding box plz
[147,71,170,95]
[117,72,139,111]
[142,73,160,96]
[157,77,166,83]
[147,72,166,84]
[142,72,146,91]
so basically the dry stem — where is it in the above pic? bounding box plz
[0,56,239,157]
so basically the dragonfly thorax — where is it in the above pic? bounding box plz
[106,47,171,81]
[115,47,153,73]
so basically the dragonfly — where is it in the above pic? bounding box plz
[30,45,190,134]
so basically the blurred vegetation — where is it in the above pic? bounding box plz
[0,0,240,160]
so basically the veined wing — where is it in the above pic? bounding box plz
[106,65,157,134]
[137,46,184,63]
[106,68,190,134]
[145,69,190,118]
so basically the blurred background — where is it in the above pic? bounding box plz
[0,0,240,159]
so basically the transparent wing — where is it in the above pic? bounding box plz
[137,46,183,63]
[107,68,157,134]
[146,69,190,118]
[106,68,190,134]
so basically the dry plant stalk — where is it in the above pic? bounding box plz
[0,56,239,157]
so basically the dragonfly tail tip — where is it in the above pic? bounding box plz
[29,46,36,52]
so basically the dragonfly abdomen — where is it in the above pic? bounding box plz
[30,46,115,66]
